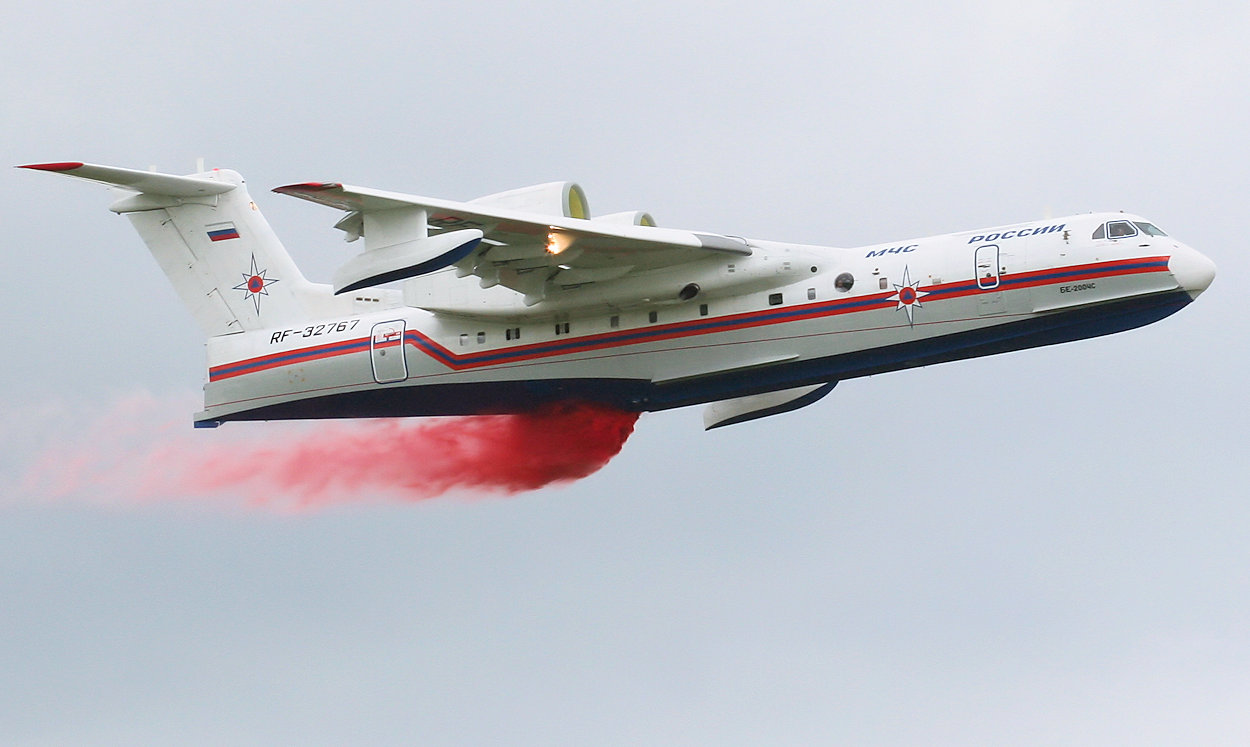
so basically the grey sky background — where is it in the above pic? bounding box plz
[2,1,1247,744]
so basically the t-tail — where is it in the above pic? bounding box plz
[20,162,329,336]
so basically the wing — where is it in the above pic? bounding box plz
[273,181,752,306]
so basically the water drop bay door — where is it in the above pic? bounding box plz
[370,320,408,383]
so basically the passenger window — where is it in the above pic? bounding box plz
[1107,221,1137,239]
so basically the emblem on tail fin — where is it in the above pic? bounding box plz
[232,253,279,314]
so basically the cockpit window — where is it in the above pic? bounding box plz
[1092,224,1106,239]
[1133,221,1168,237]
[1107,221,1138,239]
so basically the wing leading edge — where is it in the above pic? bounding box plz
[274,180,752,309]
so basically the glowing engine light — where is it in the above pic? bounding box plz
[546,229,571,255]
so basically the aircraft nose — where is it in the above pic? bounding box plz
[1170,245,1217,298]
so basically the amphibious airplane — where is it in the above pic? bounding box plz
[22,161,1216,429]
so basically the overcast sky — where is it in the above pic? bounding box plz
[2,1,1248,744]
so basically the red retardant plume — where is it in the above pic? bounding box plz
[17,395,641,510]
[182,402,641,503]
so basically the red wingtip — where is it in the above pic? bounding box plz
[18,161,85,172]
[273,181,342,195]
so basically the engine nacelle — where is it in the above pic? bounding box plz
[595,210,656,227]
[470,181,589,219]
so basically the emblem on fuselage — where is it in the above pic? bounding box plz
[889,265,928,326]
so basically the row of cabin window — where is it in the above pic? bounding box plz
[456,276,878,344]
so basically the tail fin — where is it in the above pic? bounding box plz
[21,162,328,337]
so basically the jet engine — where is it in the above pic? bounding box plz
[596,210,656,227]
[470,181,590,219]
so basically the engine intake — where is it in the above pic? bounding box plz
[470,181,589,218]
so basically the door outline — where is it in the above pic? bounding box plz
[975,244,1000,290]
[370,320,408,384]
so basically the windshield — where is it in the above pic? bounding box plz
[1093,220,1169,240]
[1107,221,1137,238]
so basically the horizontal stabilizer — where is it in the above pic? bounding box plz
[703,382,836,430]
[333,229,484,294]
[19,162,235,198]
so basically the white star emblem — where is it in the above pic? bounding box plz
[887,265,928,326]
[232,254,279,315]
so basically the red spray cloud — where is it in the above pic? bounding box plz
[16,393,641,510]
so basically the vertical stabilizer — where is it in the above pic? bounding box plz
[22,162,328,337]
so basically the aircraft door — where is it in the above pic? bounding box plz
[975,244,1004,315]
[974,243,1030,316]
[975,244,1000,289]
[370,320,408,384]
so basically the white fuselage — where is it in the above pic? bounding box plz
[196,211,1215,425]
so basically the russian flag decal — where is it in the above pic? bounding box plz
[207,222,241,242]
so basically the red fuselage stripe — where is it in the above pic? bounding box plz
[208,256,1171,381]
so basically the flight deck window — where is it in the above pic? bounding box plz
[1107,221,1138,239]
[1092,224,1106,240]
[1133,222,1168,237]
